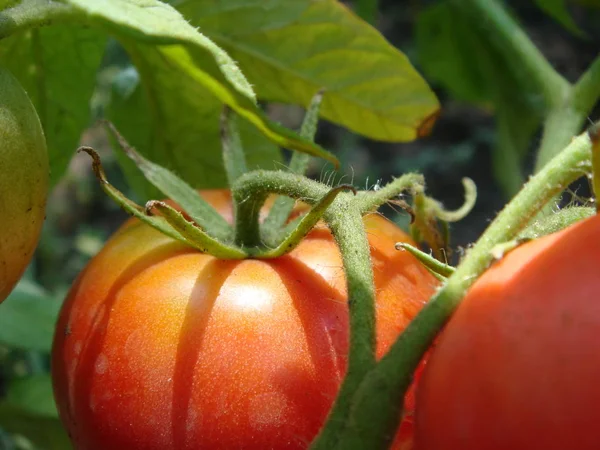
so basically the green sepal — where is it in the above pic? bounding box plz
[263,89,326,244]
[145,201,247,259]
[103,121,233,241]
[255,184,355,259]
[518,206,594,240]
[221,107,248,186]
[394,242,455,278]
[79,147,238,256]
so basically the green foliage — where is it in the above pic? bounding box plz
[0,278,66,448]
[176,0,439,142]
[416,1,542,196]
[0,280,60,352]
[0,402,69,450]
[0,0,342,189]
[0,25,105,186]
[0,0,437,194]
[6,375,57,418]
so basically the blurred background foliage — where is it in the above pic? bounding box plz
[1,0,599,448]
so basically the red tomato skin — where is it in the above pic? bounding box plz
[415,213,600,450]
[52,191,438,450]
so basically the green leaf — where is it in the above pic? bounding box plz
[175,0,439,141]
[0,279,61,352]
[107,69,283,195]
[416,2,543,197]
[6,375,58,418]
[0,0,336,188]
[533,0,585,36]
[103,120,233,240]
[0,403,70,450]
[65,0,338,162]
[417,2,516,106]
[0,25,106,185]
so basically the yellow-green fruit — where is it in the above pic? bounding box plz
[0,67,48,303]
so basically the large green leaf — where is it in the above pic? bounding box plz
[174,0,439,142]
[0,25,106,185]
[0,279,61,352]
[0,0,334,188]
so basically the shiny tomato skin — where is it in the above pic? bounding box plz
[52,191,438,450]
[414,213,600,450]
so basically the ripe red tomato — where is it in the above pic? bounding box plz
[52,190,438,449]
[414,213,600,450]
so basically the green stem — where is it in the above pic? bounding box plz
[355,173,424,214]
[255,185,355,259]
[534,104,586,172]
[234,170,379,449]
[590,123,600,212]
[493,113,526,198]
[517,206,594,240]
[323,128,594,450]
[311,200,378,450]
[573,53,600,113]
[233,170,330,248]
[262,90,325,243]
[221,107,248,185]
[454,0,569,110]
[394,243,455,277]
[431,178,477,222]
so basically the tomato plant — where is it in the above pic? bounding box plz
[0,67,48,303]
[52,190,439,449]
[1,0,599,448]
[414,213,600,450]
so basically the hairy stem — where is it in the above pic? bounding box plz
[323,128,594,450]
[310,198,378,450]
[262,90,325,243]
[234,171,380,449]
[233,170,330,248]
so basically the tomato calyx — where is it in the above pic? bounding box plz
[79,89,478,450]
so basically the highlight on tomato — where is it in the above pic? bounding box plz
[52,190,439,450]
[414,213,600,450]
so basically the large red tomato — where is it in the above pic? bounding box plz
[414,213,600,450]
[52,190,438,449]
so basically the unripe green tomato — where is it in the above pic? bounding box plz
[0,66,48,302]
